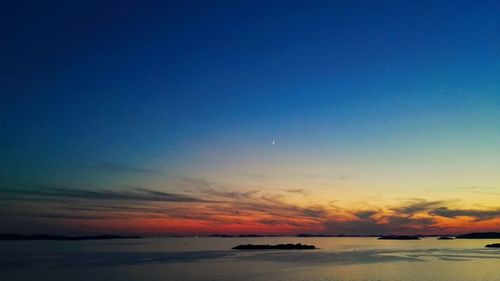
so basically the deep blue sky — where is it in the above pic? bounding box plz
[2,0,499,180]
[1,1,499,234]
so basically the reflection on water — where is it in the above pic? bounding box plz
[1,237,499,281]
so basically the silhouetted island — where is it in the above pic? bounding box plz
[485,243,500,248]
[209,234,234,237]
[296,234,372,237]
[437,236,454,240]
[378,235,420,240]
[209,234,266,237]
[296,234,334,237]
[232,243,316,250]
[455,232,500,239]
[0,233,141,241]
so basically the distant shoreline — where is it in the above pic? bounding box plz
[0,234,142,241]
[179,232,500,238]
[3,232,499,240]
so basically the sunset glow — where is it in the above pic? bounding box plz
[1,0,499,237]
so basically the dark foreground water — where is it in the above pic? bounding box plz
[1,237,499,281]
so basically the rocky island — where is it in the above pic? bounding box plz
[378,235,420,240]
[455,232,500,239]
[232,243,316,250]
[296,234,334,237]
[485,243,500,248]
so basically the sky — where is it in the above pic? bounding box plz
[1,0,499,236]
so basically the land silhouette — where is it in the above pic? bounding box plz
[3,232,500,241]
[455,232,500,239]
[232,243,316,250]
[0,233,141,241]
[378,235,420,240]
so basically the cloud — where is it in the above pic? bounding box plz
[202,188,259,200]
[352,210,378,220]
[0,213,122,220]
[283,189,308,196]
[430,207,500,221]
[93,161,164,175]
[390,199,453,215]
[181,177,213,188]
[320,202,445,235]
[0,185,207,203]
[2,182,500,235]
[388,198,500,222]
[324,211,441,235]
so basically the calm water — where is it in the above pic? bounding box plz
[1,237,499,281]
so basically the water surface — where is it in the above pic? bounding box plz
[1,237,499,281]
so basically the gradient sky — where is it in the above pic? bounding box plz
[1,0,499,236]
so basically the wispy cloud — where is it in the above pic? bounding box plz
[1,181,500,235]
[93,161,164,176]
[283,189,308,196]
[430,207,500,221]
[181,176,213,188]
[0,185,207,203]
[390,199,457,215]
[0,212,124,220]
[201,188,259,200]
[322,203,443,235]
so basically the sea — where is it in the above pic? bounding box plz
[1,237,499,281]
